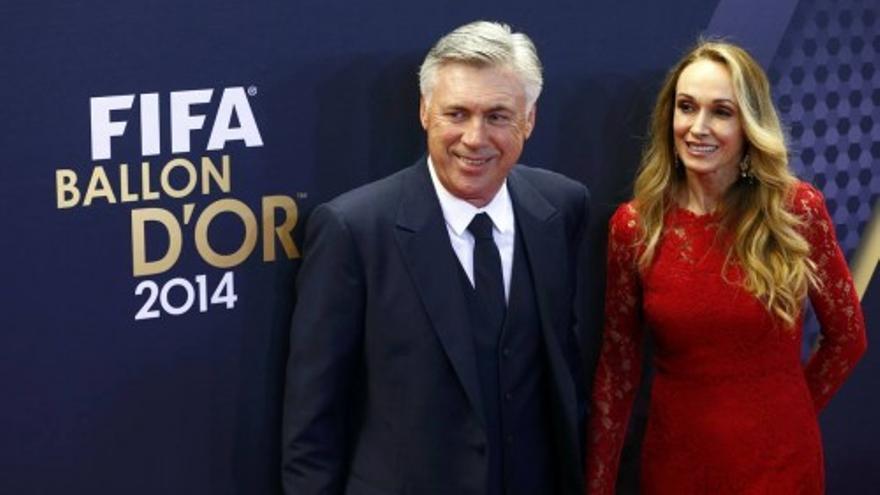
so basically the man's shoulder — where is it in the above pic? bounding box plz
[322,163,419,218]
[509,164,590,211]
[510,164,588,197]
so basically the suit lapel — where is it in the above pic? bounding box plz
[507,168,578,426]
[393,160,485,427]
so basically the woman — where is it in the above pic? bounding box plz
[585,41,867,494]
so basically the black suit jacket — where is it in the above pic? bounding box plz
[282,158,590,495]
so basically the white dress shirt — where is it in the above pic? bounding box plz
[427,158,515,301]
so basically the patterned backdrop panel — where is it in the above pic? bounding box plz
[771,0,880,259]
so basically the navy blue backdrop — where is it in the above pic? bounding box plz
[2,1,877,493]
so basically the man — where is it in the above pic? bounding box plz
[282,21,590,495]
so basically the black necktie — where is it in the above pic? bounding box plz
[467,213,506,334]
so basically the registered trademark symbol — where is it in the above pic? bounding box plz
[247,86,258,96]
[296,192,308,199]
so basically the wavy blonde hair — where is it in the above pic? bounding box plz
[633,40,817,327]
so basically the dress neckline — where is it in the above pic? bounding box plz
[669,204,720,223]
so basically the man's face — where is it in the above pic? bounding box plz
[420,63,535,207]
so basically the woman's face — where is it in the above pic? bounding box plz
[672,59,746,183]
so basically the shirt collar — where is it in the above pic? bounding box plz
[427,156,515,236]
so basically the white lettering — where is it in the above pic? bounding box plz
[90,94,135,160]
[140,93,161,156]
[207,87,264,150]
[90,87,263,159]
[170,89,213,154]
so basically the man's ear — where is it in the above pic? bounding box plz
[419,97,429,130]
[523,104,537,139]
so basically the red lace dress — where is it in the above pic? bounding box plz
[586,182,867,494]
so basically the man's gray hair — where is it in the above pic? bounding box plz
[419,21,543,109]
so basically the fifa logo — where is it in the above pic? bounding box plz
[89,86,263,160]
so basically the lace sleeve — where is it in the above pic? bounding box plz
[795,183,868,412]
[586,204,645,495]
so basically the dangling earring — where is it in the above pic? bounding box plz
[739,153,753,181]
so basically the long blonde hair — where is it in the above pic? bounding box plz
[633,40,816,327]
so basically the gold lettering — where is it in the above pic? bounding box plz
[262,195,300,261]
[131,208,182,276]
[160,158,198,199]
[83,166,117,206]
[195,199,257,268]
[141,161,159,200]
[56,169,80,209]
[119,164,139,202]
[57,155,232,209]
[201,155,231,194]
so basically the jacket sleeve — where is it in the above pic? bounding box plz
[282,203,366,495]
